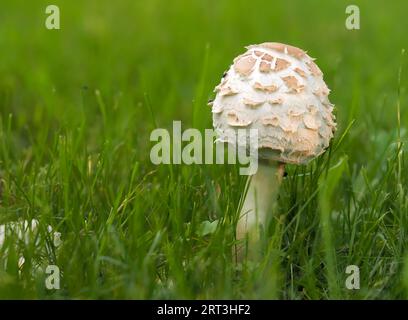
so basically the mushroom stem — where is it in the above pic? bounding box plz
[235,161,285,261]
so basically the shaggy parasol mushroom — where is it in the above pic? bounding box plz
[210,42,336,259]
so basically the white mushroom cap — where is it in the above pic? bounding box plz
[211,42,336,165]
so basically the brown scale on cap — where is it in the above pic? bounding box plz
[294,67,307,78]
[323,101,335,109]
[218,86,239,96]
[306,61,323,76]
[281,76,305,93]
[308,105,318,115]
[262,54,273,62]
[274,58,291,71]
[323,112,336,128]
[278,117,299,133]
[262,116,280,127]
[234,55,256,76]
[253,82,278,93]
[214,78,227,92]
[227,111,252,127]
[303,114,320,130]
[268,98,283,105]
[288,106,305,117]
[248,42,307,60]
[313,86,330,98]
[243,97,264,108]
[259,61,272,73]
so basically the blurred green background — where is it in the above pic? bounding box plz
[0,0,407,299]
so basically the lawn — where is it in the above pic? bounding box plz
[0,0,407,299]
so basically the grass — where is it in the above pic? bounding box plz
[0,0,407,299]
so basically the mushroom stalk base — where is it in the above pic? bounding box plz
[235,161,285,261]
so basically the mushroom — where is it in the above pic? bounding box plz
[210,42,336,260]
